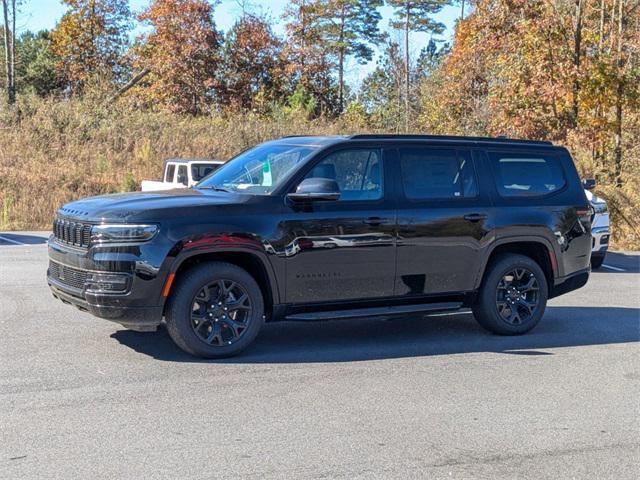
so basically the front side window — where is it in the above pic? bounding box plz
[400,147,478,200]
[177,165,188,185]
[304,149,383,201]
[490,153,565,197]
[165,164,176,182]
[197,142,320,194]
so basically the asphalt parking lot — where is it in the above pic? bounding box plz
[1,232,639,479]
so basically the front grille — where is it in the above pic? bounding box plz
[48,261,88,290]
[53,218,92,248]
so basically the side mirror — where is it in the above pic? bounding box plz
[287,178,340,203]
[177,174,188,186]
[582,178,596,190]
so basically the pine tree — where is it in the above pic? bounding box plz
[388,0,450,130]
[317,0,386,113]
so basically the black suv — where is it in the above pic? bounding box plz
[48,135,592,358]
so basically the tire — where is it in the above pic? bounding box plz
[165,262,265,358]
[591,254,605,269]
[472,253,548,335]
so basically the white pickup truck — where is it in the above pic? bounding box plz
[141,159,224,192]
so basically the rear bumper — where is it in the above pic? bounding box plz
[550,267,590,299]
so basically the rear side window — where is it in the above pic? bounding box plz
[399,147,478,200]
[490,153,565,197]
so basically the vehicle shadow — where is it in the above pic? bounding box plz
[111,306,640,364]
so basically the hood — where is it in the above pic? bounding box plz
[57,188,249,222]
[584,189,606,205]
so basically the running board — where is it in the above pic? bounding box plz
[285,302,462,322]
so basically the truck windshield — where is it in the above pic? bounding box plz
[196,143,319,194]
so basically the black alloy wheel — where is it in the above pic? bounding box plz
[472,253,548,335]
[190,279,253,346]
[495,268,540,326]
[165,262,265,358]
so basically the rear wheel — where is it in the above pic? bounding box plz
[473,254,548,335]
[165,262,264,358]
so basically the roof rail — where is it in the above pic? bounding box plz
[348,134,553,145]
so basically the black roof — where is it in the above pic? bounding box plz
[280,134,553,147]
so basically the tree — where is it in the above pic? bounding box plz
[282,0,338,115]
[1,0,16,104]
[317,0,385,113]
[134,0,221,115]
[358,41,405,131]
[50,0,131,91]
[217,15,287,111]
[388,0,450,130]
[16,30,60,95]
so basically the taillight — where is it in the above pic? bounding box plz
[575,206,592,220]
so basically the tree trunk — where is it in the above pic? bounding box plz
[571,0,583,129]
[2,0,14,104]
[404,2,410,132]
[613,0,624,187]
[338,6,345,113]
[460,0,465,20]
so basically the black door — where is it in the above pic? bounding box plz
[281,147,397,304]
[395,146,492,296]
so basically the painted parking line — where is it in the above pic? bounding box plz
[0,235,27,246]
[601,264,626,272]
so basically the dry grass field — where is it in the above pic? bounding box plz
[1,94,638,249]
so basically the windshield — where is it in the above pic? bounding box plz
[196,143,319,194]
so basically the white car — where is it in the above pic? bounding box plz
[584,180,610,269]
[141,159,224,192]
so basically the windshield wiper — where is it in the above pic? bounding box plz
[198,185,232,193]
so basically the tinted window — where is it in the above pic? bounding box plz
[490,153,565,197]
[305,149,382,201]
[400,147,478,200]
[165,164,176,182]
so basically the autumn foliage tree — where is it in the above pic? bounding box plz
[134,0,221,115]
[217,15,287,112]
[50,0,131,91]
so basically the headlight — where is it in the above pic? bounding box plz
[91,224,158,243]
[592,202,608,214]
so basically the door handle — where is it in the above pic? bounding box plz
[363,217,387,226]
[463,213,488,222]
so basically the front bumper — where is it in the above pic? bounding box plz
[591,227,610,255]
[47,235,170,331]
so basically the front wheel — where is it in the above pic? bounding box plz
[165,262,265,358]
[473,254,548,335]
[591,254,605,269]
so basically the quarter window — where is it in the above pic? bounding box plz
[399,147,478,200]
[304,149,383,201]
[490,153,565,197]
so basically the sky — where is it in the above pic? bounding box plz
[18,0,460,87]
